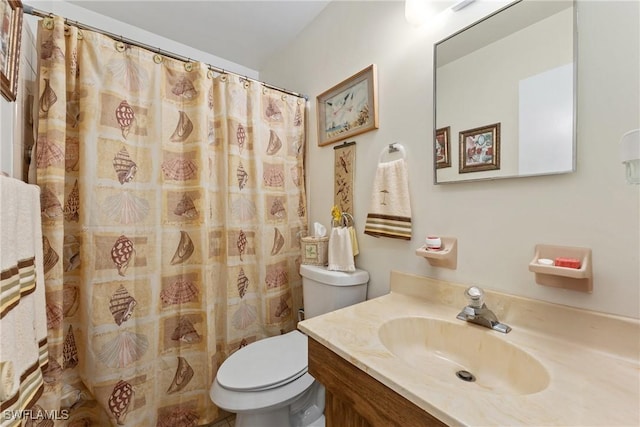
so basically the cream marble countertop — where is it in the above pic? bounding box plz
[297,271,640,426]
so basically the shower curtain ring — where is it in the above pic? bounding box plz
[115,37,126,52]
[153,48,163,64]
[44,15,54,30]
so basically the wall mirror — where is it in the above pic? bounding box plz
[434,0,576,184]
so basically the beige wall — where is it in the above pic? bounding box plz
[261,0,640,318]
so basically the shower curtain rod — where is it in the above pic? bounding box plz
[23,4,309,100]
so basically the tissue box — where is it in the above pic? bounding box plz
[301,236,329,266]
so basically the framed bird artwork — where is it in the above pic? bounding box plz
[1,0,23,101]
[316,64,378,146]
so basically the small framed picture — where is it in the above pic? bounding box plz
[1,0,23,102]
[459,123,500,173]
[316,64,378,146]
[435,126,450,169]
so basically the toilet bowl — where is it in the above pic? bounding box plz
[210,330,322,427]
[210,265,369,427]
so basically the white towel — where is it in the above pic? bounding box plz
[0,176,48,413]
[364,158,412,240]
[327,227,355,272]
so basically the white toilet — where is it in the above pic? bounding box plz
[210,264,369,427]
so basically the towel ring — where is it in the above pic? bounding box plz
[378,142,406,163]
[331,212,354,228]
[340,212,354,228]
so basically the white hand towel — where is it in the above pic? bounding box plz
[328,227,355,272]
[364,158,412,240]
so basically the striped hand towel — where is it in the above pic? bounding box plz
[0,176,48,419]
[364,158,412,240]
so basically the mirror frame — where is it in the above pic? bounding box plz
[433,0,577,184]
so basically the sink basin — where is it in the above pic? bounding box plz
[378,317,550,395]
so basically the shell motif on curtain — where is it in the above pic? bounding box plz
[34,16,307,426]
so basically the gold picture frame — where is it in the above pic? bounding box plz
[435,126,450,169]
[459,123,501,173]
[316,64,378,146]
[1,0,23,101]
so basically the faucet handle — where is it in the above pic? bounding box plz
[464,286,484,308]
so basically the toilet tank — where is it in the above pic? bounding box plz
[299,265,369,319]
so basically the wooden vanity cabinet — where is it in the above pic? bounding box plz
[308,337,447,427]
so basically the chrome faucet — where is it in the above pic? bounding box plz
[456,286,511,333]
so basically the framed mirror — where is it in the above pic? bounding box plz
[434,0,576,184]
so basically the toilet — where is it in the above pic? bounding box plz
[210,264,369,427]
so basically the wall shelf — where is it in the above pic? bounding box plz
[528,244,592,293]
[416,237,457,270]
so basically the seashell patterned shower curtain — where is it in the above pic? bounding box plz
[34,16,307,426]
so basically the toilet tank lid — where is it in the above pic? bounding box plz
[299,265,369,286]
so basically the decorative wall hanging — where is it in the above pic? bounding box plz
[435,126,450,169]
[334,141,355,215]
[459,123,501,173]
[317,64,378,146]
[1,0,23,101]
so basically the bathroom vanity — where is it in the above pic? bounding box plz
[308,337,445,426]
[298,271,640,426]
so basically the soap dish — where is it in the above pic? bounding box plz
[416,237,457,269]
[528,244,592,292]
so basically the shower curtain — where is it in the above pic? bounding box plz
[34,16,307,426]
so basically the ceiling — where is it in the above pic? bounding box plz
[67,0,331,71]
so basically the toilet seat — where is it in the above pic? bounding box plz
[217,330,308,392]
[211,372,316,413]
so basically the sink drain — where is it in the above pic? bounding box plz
[455,370,476,382]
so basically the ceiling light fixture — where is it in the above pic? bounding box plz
[451,0,476,12]
[405,0,477,27]
[405,0,434,27]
